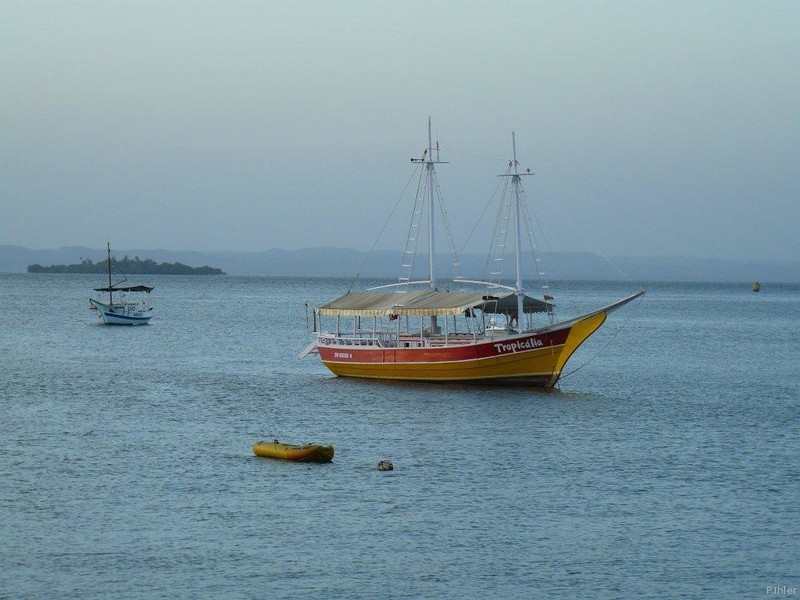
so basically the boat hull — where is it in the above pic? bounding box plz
[316,311,607,387]
[89,299,153,326]
[253,441,335,463]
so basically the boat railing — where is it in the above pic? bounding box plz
[318,330,483,350]
[399,333,478,348]
[316,334,385,348]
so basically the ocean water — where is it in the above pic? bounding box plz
[1,273,797,599]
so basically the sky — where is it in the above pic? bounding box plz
[2,0,798,262]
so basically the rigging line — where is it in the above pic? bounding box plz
[488,167,515,284]
[559,293,645,381]
[109,252,129,287]
[483,180,507,283]
[460,164,508,256]
[491,181,515,286]
[483,201,499,284]
[519,187,583,315]
[519,191,552,315]
[518,190,552,294]
[398,168,427,291]
[589,242,641,287]
[347,164,422,292]
[432,171,464,284]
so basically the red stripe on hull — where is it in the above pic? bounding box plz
[317,329,569,365]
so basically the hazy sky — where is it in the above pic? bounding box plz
[2,1,798,261]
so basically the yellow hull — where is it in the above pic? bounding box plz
[253,440,334,463]
[321,311,607,387]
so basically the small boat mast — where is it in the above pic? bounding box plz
[106,241,113,305]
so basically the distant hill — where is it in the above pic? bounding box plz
[27,256,224,275]
[1,245,797,283]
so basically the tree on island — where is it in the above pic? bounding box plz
[27,256,225,275]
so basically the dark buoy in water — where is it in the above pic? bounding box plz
[752,281,761,292]
[378,460,393,471]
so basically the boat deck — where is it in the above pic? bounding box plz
[317,330,518,350]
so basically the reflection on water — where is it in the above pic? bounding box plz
[1,275,798,599]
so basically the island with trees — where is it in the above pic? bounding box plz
[27,256,225,275]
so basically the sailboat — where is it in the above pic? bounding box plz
[89,242,154,325]
[305,121,643,387]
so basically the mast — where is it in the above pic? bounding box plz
[426,117,436,290]
[511,132,524,329]
[107,241,113,305]
[407,118,447,304]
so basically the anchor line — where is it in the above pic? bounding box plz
[559,293,645,381]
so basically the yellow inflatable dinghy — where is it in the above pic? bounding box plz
[252,440,334,463]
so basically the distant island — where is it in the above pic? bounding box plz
[27,256,225,275]
[3,244,797,282]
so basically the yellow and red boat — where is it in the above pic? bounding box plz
[252,440,334,463]
[312,293,640,386]
[303,122,643,388]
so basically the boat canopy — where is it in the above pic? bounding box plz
[318,289,552,317]
[94,285,154,293]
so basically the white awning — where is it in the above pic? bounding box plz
[318,289,552,317]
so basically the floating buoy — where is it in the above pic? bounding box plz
[377,460,394,471]
[752,281,761,292]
